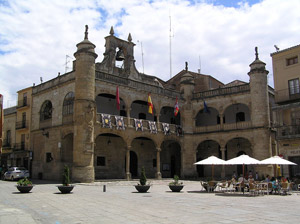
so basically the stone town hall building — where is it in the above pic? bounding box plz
[4,26,276,182]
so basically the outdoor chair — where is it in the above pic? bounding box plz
[280,182,289,195]
[207,181,216,192]
[217,181,227,192]
[249,183,259,196]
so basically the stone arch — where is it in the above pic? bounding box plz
[130,100,157,121]
[196,140,222,178]
[160,140,182,178]
[94,133,127,179]
[130,137,157,178]
[159,106,181,125]
[96,93,127,116]
[225,137,253,177]
[61,133,73,164]
[223,103,250,124]
[195,107,220,126]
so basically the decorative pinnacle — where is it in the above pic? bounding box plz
[84,25,88,39]
[110,26,114,36]
[255,46,259,60]
[128,33,132,42]
[185,62,188,71]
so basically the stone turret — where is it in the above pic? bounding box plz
[73,25,98,183]
[248,47,270,127]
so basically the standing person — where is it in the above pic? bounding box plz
[255,172,259,181]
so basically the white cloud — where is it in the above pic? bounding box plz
[0,0,300,108]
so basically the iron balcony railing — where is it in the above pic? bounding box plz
[16,121,29,130]
[14,143,28,151]
[17,98,30,108]
[275,88,300,103]
[2,139,12,148]
[193,84,250,99]
[275,125,300,139]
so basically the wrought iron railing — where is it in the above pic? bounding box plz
[16,121,29,129]
[17,98,30,108]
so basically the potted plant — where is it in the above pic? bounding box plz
[169,175,184,192]
[16,177,33,193]
[57,165,74,194]
[134,167,150,193]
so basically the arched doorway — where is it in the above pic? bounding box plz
[94,133,126,179]
[196,140,221,178]
[130,151,138,177]
[161,140,181,178]
[61,133,73,164]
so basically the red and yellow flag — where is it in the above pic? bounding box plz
[148,93,153,114]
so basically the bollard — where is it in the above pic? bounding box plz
[103,184,106,192]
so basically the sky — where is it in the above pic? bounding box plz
[0,0,299,108]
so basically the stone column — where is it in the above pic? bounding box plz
[72,25,98,183]
[127,108,131,127]
[220,147,226,178]
[156,147,162,179]
[126,146,131,180]
[219,113,224,129]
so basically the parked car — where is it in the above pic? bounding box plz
[4,167,30,181]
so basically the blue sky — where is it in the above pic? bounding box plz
[0,0,299,108]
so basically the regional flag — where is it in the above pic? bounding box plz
[116,86,120,110]
[203,100,210,113]
[148,93,153,114]
[174,97,179,116]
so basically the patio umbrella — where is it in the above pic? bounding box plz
[260,156,297,177]
[194,156,226,180]
[225,154,261,180]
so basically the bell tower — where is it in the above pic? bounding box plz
[73,25,98,183]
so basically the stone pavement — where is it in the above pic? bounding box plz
[0,179,300,224]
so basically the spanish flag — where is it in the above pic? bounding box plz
[148,93,153,114]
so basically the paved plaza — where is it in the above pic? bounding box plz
[0,179,299,224]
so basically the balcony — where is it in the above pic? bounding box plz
[16,121,29,130]
[276,125,300,139]
[193,84,250,99]
[14,143,28,151]
[96,113,180,135]
[17,98,30,108]
[275,88,300,104]
[194,121,252,133]
[2,139,12,148]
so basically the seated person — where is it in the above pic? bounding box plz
[265,175,271,182]
[270,177,279,194]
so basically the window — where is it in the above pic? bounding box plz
[6,130,11,146]
[63,92,74,116]
[289,78,300,95]
[46,152,53,162]
[23,92,27,106]
[97,156,106,166]
[40,101,52,121]
[236,112,245,122]
[286,56,298,66]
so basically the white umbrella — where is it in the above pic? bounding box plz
[260,156,297,177]
[194,156,226,179]
[225,154,261,179]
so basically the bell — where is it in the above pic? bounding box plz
[116,49,125,61]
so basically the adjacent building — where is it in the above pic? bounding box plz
[271,44,300,178]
